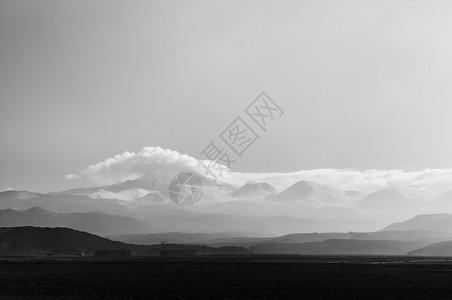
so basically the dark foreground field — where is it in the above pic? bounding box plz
[2,256,452,299]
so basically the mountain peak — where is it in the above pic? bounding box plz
[355,189,410,212]
[231,181,277,200]
[266,180,350,206]
[433,190,452,205]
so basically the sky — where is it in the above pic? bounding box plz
[1,0,452,193]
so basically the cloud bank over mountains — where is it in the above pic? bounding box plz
[66,146,452,197]
[65,147,200,185]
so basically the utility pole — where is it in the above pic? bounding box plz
[160,241,165,258]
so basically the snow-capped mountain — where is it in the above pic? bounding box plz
[57,172,237,207]
[265,180,352,206]
[89,188,153,202]
[231,182,277,201]
[102,173,172,193]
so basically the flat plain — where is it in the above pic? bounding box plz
[1,256,452,299]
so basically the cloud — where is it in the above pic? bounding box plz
[64,174,78,180]
[66,146,452,196]
[1,187,14,192]
[65,147,207,185]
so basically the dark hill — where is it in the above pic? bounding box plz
[0,227,133,255]
[0,227,248,256]
[408,240,452,256]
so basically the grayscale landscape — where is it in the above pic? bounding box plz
[2,0,452,299]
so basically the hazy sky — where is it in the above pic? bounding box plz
[2,0,452,192]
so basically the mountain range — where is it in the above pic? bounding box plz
[0,207,153,236]
[2,172,452,236]
[4,200,452,256]
[110,229,452,248]
[265,180,352,206]
[3,200,452,256]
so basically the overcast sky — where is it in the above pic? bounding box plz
[2,0,452,193]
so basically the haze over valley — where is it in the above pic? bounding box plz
[3,160,452,256]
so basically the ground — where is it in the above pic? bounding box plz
[1,256,452,299]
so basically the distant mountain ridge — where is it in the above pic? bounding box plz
[355,189,411,212]
[381,214,452,232]
[432,191,452,210]
[266,180,351,206]
[0,207,154,236]
[111,230,452,247]
[0,190,42,200]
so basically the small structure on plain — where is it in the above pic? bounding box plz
[94,249,132,257]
